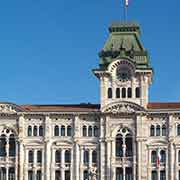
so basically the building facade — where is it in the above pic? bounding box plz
[0,22,180,180]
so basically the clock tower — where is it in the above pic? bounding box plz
[93,22,153,110]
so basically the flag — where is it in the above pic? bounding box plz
[125,0,129,7]
[156,147,161,167]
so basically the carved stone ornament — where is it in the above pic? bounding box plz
[105,104,135,114]
[103,102,144,114]
[0,104,17,113]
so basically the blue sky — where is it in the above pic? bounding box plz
[0,0,179,104]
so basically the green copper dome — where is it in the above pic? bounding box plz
[99,22,152,70]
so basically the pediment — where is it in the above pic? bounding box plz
[0,103,25,113]
[102,101,145,114]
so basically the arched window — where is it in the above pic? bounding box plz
[36,170,42,180]
[94,126,99,137]
[177,124,180,136]
[54,125,59,136]
[28,126,32,136]
[160,150,166,163]
[125,133,133,157]
[127,88,132,98]
[162,125,166,136]
[92,150,97,164]
[37,150,42,163]
[65,150,71,163]
[83,126,87,137]
[0,135,6,156]
[116,134,123,157]
[28,150,34,163]
[67,126,72,136]
[39,126,43,137]
[61,126,65,136]
[135,87,140,98]
[122,88,126,98]
[9,134,16,157]
[33,126,38,136]
[55,150,61,163]
[156,125,160,136]
[83,170,88,180]
[116,88,120,98]
[151,151,157,163]
[151,171,157,180]
[88,126,93,137]
[84,150,89,164]
[150,125,155,136]
[108,88,112,99]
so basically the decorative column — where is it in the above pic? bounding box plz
[89,149,93,168]
[61,149,65,180]
[80,147,84,180]
[169,142,174,180]
[137,140,142,180]
[70,148,73,180]
[99,117,105,180]
[44,115,51,180]
[133,137,137,180]
[6,167,9,180]
[147,149,151,180]
[106,139,111,179]
[19,140,24,180]
[15,140,19,180]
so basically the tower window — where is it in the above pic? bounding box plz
[28,150,34,163]
[162,125,166,136]
[55,150,61,163]
[127,88,132,98]
[116,88,120,98]
[156,125,160,136]
[88,126,93,137]
[39,126,44,137]
[61,125,65,136]
[37,150,42,163]
[84,150,89,164]
[33,126,38,136]
[151,151,157,163]
[122,88,126,98]
[83,126,87,137]
[160,150,166,163]
[28,126,32,136]
[94,126,99,137]
[135,87,140,98]
[54,125,59,136]
[92,150,97,164]
[150,125,155,136]
[67,126,72,136]
[65,150,71,163]
[177,124,180,136]
[108,88,112,99]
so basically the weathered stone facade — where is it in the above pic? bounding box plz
[0,22,179,180]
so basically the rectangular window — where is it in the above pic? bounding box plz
[36,170,42,180]
[151,171,157,180]
[160,170,166,180]
[65,170,70,180]
[28,170,33,180]
[55,170,61,180]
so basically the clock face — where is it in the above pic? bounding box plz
[116,66,131,81]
